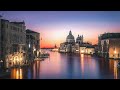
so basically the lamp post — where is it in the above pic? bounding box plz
[114,50,117,59]
[33,48,36,58]
[0,60,3,68]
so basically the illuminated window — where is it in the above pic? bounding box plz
[29,43,30,48]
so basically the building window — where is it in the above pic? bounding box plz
[6,24,8,28]
[11,26,12,30]
[1,24,4,28]
[37,40,39,44]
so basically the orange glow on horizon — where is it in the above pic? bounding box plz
[34,26,120,48]
[40,37,98,48]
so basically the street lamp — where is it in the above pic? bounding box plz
[33,48,36,59]
[114,50,117,59]
[0,60,3,68]
[114,50,117,54]
[33,48,36,51]
[81,50,84,53]
[29,43,31,48]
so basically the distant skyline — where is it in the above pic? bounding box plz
[1,11,120,48]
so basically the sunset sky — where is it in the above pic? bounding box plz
[1,11,120,48]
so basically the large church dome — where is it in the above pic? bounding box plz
[66,31,74,39]
[66,31,75,43]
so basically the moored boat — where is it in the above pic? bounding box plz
[117,62,120,68]
[40,53,50,58]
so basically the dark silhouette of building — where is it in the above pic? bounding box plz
[26,29,40,60]
[0,17,26,68]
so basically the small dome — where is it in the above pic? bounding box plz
[76,35,81,40]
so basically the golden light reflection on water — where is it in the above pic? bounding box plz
[16,70,19,79]
[33,60,40,79]
[109,60,118,79]
[11,68,23,79]
[114,61,118,79]
[81,54,84,77]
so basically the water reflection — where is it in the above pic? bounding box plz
[33,60,40,79]
[9,50,120,79]
[60,53,81,79]
[114,61,118,79]
[81,54,84,78]
[109,60,119,79]
[11,68,23,79]
[80,54,100,79]
[28,68,31,79]
[65,54,75,78]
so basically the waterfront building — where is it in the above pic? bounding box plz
[59,42,67,52]
[26,29,40,61]
[79,43,95,54]
[0,17,26,68]
[59,31,95,54]
[93,44,98,55]
[98,33,120,59]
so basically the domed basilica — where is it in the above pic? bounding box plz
[66,30,83,44]
[59,30,94,54]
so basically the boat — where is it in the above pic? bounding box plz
[34,58,44,61]
[34,52,50,61]
[51,48,59,52]
[40,53,50,58]
[40,49,50,57]
[117,62,120,68]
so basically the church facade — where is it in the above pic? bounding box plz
[59,31,95,55]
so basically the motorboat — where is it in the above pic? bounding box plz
[38,49,50,59]
[40,53,50,58]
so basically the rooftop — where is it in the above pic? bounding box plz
[11,21,25,24]
[99,33,120,40]
[1,19,25,25]
[1,19,9,22]
[26,29,40,34]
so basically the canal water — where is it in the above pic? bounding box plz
[8,50,120,79]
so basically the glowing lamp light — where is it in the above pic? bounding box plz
[29,44,30,48]
[16,57,19,61]
[114,50,117,54]
[76,50,79,51]
[20,57,22,61]
[81,50,84,53]
[34,48,36,51]
[0,60,3,62]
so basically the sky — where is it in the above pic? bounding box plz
[0,11,120,48]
